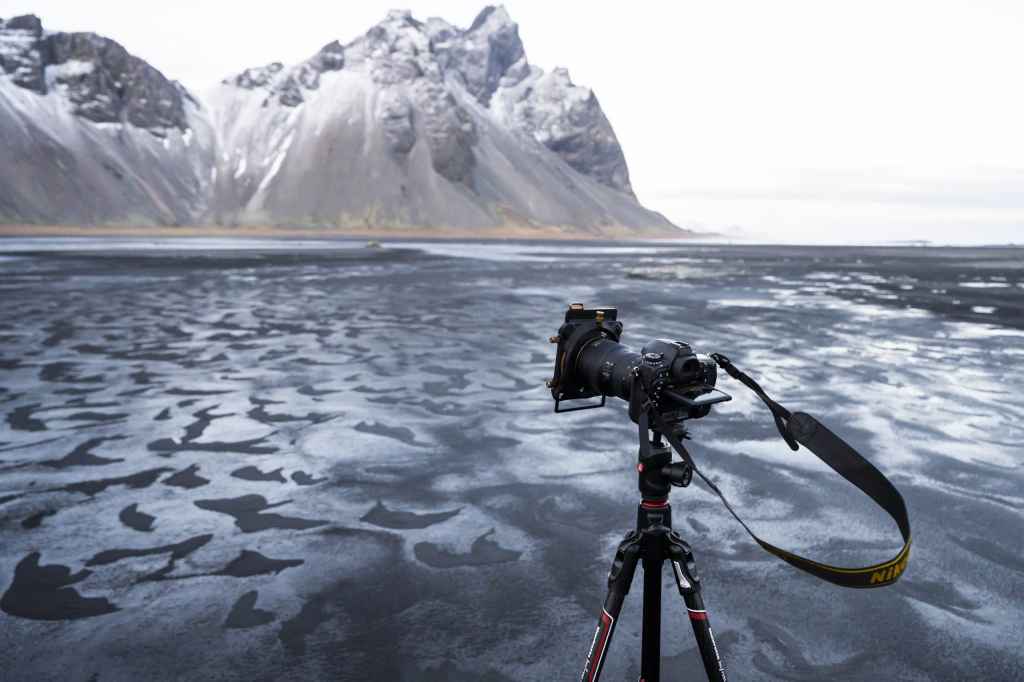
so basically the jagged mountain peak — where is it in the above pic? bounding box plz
[222,39,346,108]
[314,40,345,69]
[1,14,44,35]
[362,9,426,43]
[225,6,526,105]
[368,5,515,39]
[381,8,420,26]
[468,5,515,33]
[453,5,527,106]
[216,5,634,196]
[1,10,673,235]
[0,14,194,135]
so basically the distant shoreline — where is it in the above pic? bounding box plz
[2,226,1018,249]
[0,224,699,241]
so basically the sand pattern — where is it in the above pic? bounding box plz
[0,240,1021,680]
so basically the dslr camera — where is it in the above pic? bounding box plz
[549,304,731,423]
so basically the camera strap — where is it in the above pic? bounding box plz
[646,353,911,589]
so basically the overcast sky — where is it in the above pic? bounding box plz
[3,0,1022,243]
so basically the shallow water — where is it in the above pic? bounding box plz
[0,239,1021,681]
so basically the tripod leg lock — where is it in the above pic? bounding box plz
[667,533,701,595]
[608,531,642,591]
[665,534,729,681]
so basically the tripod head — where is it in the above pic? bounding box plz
[637,428,693,502]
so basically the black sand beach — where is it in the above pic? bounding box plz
[0,240,1021,680]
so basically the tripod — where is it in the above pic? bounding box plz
[581,430,728,682]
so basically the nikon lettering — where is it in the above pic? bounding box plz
[870,552,910,586]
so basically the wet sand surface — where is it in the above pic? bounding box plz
[0,239,1022,681]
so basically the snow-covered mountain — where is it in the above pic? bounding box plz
[0,9,679,235]
[0,15,215,225]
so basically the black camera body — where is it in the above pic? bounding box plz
[550,304,730,422]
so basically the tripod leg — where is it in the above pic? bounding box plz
[640,549,663,682]
[667,534,728,682]
[581,531,641,682]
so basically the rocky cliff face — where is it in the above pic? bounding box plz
[0,8,677,235]
[0,15,189,132]
[0,14,214,225]
[439,7,634,195]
